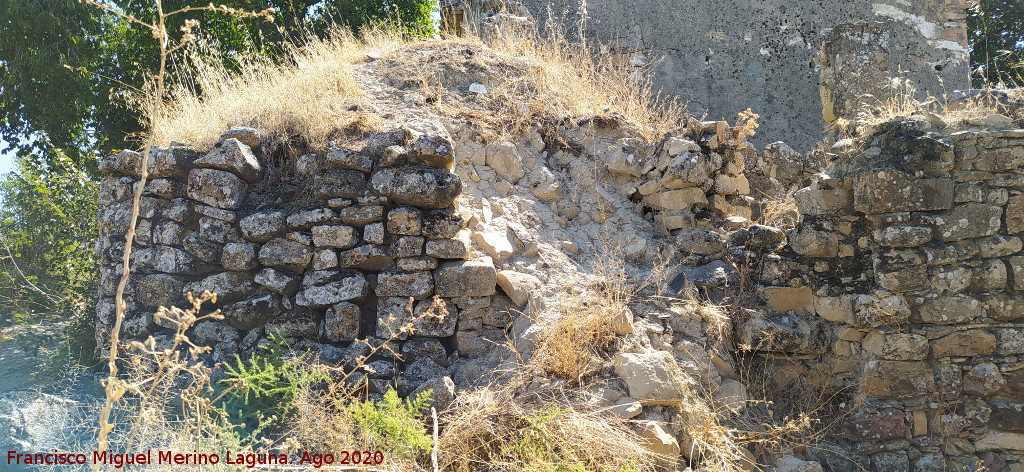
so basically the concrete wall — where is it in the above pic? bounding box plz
[510,0,972,151]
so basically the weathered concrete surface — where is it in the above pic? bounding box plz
[484,0,970,151]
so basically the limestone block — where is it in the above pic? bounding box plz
[421,209,465,239]
[411,297,458,337]
[220,126,260,148]
[643,188,708,211]
[326,147,374,172]
[713,173,750,195]
[860,360,935,399]
[496,270,541,306]
[434,258,497,298]
[187,168,247,209]
[853,169,953,214]
[931,330,996,358]
[254,268,299,296]
[841,409,907,441]
[240,210,287,243]
[376,270,434,300]
[221,242,258,271]
[410,132,455,169]
[313,170,367,200]
[195,138,261,183]
[183,271,255,303]
[852,294,910,328]
[763,286,813,313]
[612,351,690,402]
[311,225,359,249]
[258,237,312,273]
[873,226,932,247]
[931,203,1002,242]
[873,249,928,292]
[387,206,423,235]
[472,226,517,261]
[389,236,425,258]
[371,166,461,209]
[322,302,361,343]
[295,273,369,307]
[912,295,982,324]
[338,245,393,270]
[221,294,283,331]
[861,332,928,360]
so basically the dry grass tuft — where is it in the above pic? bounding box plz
[438,379,660,472]
[756,194,800,230]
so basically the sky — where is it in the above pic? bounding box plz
[0,138,16,176]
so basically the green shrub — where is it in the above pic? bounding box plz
[347,388,434,460]
[216,330,329,441]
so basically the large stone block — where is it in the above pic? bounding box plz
[912,296,983,324]
[338,245,394,270]
[642,188,708,211]
[931,330,996,358]
[221,294,283,331]
[852,294,910,328]
[321,302,361,343]
[376,270,433,300]
[931,203,1002,242]
[976,145,1024,172]
[860,360,935,399]
[295,273,369,307]
[313,170,368,200]
[434,258,497,297]
[195,138,261,183]
[311,225,359,249]
[370,166,462,209]
[258,238,312,273]
[861,332,928,360]
[1006,195,1024,234]
[187,168,248,209]
[853,169,953,214]
[873,249,928,292]
[183,271,255,303]
[736,312,830,354]
[842,409,907,441]
[239,211,287,242]
[411,297,457,337]
[613,351,690,403]
[135,274,186,308]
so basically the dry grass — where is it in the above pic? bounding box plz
[151,27,400,151]
[841,75,1020,136]
[438,378,660,472]
[150,21,688,152]
[756,194,800,230]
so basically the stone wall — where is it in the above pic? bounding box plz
[447,0,972,151]
[94,125,502,399]
[739,118,1024,470]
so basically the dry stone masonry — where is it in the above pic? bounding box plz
[737,116,1024,470]
[95,125,500,399]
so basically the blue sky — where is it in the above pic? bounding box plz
[0,138,16,176]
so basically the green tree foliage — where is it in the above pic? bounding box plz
[0,146,98,360]
[0,0,436,165]
[968,0,1024,87]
